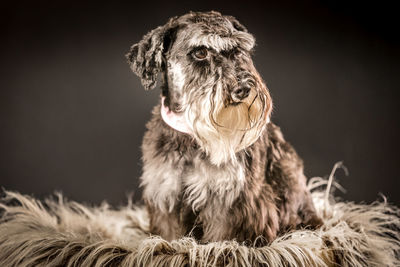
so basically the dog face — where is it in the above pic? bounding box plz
[127,11,272,165]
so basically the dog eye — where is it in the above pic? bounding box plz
[233,48,243,57]
[193,48,208,60]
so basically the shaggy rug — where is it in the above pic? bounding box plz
[0,171,399,266]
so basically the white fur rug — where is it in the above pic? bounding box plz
[0,177,399,267]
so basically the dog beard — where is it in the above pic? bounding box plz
[186,85,271,166]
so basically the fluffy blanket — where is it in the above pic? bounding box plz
[0,176,399,266]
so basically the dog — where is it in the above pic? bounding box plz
[127,11,322,245]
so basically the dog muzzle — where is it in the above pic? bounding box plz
[161,96,271,135]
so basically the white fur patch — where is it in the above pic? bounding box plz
[188,31,255,52]
[142,149,245,213]
[141,159,182,213]
[183,156,245,211]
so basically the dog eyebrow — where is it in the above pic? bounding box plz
[188,31,254,52]
[188,35,237,52]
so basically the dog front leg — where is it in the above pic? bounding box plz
[146,202,184,241]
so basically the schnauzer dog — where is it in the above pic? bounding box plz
[127,11,322,244]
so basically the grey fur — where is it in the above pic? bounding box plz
[127,11,323,244]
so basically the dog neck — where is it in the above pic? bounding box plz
[161,97,192,135]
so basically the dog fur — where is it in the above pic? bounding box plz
[127,11,322,244]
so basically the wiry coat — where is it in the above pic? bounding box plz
[141,107,320,243]
[127,11,321,244]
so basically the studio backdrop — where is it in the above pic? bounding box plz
[1,1,399,206]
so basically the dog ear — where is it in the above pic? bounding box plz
[226,16,248,32]
[126,22,178,90]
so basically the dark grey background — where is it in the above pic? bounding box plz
[1,1,399,206]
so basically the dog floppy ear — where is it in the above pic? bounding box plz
[126,21,178,90]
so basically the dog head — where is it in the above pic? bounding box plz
[127,11,272,165]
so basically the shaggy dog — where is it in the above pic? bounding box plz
[127,11,322,244]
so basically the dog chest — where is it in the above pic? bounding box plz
[182,156,246,211]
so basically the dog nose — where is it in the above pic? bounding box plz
[232,86,250,100]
